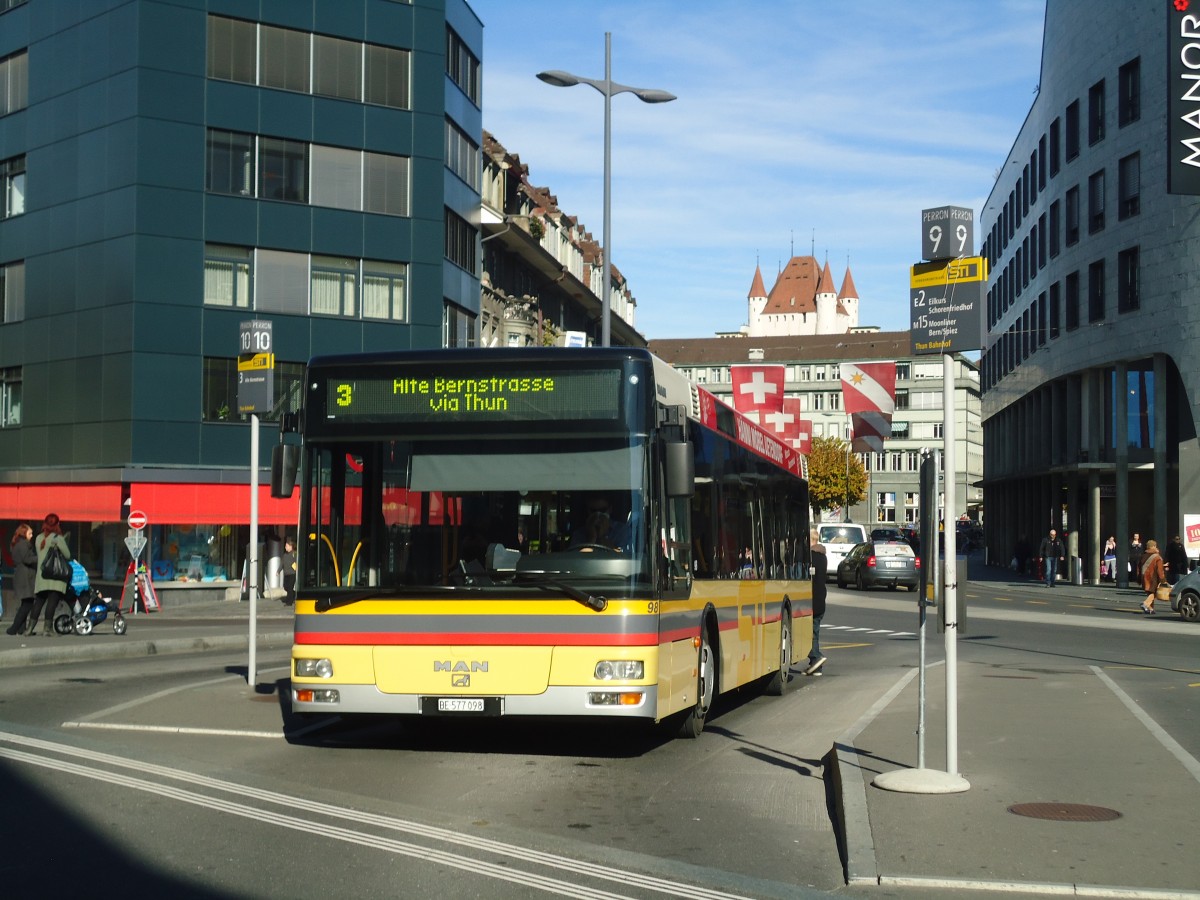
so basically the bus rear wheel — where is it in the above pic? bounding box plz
[677,627,716,739]
[765,607,792,696]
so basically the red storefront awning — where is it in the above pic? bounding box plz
[0,483,298,526]
[0,484,124,521]
[130,484,298,526]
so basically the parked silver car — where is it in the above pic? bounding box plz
[1168,568,1200,622]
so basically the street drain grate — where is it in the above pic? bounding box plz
[1008,802,1121,822]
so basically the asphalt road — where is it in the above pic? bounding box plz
[1,576,1196,900]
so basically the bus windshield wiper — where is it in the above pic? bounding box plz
[515,571,608,612]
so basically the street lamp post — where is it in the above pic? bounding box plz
[537,33,674,347]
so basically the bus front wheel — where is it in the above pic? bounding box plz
[677,626,716,739]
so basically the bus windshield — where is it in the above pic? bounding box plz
[301,435,650,594]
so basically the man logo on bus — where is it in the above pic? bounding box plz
[434,660,489,672]
[452,674,471,687]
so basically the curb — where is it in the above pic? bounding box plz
[0,631,294,670]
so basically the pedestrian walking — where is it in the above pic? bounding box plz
[1139,539,1166,614]
[5,524,38,635]
[1165,534,1189,585]
[1038,528,1065,587]
[1102,535,1117,581]
[1129,532,1144,582]
[28,513,71,637]
[804,529,827,676]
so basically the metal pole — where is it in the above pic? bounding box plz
[601,32,612,348]
[943,354,959,775]
[249,413,259,687]
[845,411,851,522]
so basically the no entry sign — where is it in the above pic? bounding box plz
[128,510,148,530]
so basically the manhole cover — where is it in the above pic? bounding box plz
[1008,802,1121,822]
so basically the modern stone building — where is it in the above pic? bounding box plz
[980,0,1200,584]
[0,0,482,586]
[649,331,982,525]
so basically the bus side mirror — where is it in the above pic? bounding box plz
[271,444,299,498]
[665,440,694,498]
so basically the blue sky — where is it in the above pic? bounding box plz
[468,1,1047,341]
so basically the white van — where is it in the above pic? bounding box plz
[817,522,869,580]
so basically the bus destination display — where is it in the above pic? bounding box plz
[324,368,622,423]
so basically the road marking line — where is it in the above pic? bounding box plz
[63,722,283,739]
[1091,667,1200,786]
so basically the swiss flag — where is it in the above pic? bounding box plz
[768,397,811,454]
[731,365,785,425]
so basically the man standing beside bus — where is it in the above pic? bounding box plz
[805,529,828,676]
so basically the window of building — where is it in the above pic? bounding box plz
[814,366,827,381]
[812,393,825,411]
[446,120,480,191]
[1038,134,1047,189]
[1118,57,1140,127]
[1049,281,1061,339]
[443,300,477,347]
[1118,247,1140,313]
[1065,100,1080,161]
[205,129,254,196]
[363,260,408,321]
[364,151,409,216]
[1088,260,1105,322]
[933,422,944,439]
[364,44,410,108]
[310,145,362,211]
[0,366,19,427]
[311,255,357,317]
[1088,170,1105,233]
[1118,152,1140,220]
[895,362,910,380]
[255,249,309,315]
[1065,185,1080,245]
[258,137,308,203]
[0,49,28,116]
[894,389,909,410]
[1049,117,1061,176]
[829,391,840,411]
[890,421,909,439]
[203,245,252,308]
[2,154,25,218]
[202,358,304,423]
[1,259,23,322]
[1049,200,1060,258]
[260,24,310,93]
[313,33,361,101]
[1088,79,1105,145]
[1065,271,1080,330]
[206,15,256,84]
[444,207,477,274]
[446,27,480,106]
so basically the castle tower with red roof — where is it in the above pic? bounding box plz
[746,256,859,337]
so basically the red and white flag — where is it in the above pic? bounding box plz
[769,397,811,454]
[731,364,785,425]
[842,362,896,453]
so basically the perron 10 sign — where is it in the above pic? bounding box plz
[909,257,988,355]
[1169,3,1200,194]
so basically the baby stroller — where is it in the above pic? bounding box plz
[53,561,128,636]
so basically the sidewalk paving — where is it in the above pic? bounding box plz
[0,598,294,670]
[835,556,1200,898]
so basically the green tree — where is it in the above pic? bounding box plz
[807,434,866,522]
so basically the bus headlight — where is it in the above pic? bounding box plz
[295,658,333,678]
[594,660,644,681]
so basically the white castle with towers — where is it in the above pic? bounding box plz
[743,256,860,337]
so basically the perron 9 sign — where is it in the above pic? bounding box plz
[1169,3,1200,195]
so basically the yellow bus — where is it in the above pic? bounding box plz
[276,347,812,737]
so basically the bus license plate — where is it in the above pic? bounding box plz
[437,698,484,713]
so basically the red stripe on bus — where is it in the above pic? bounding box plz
[294,632,661,647]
